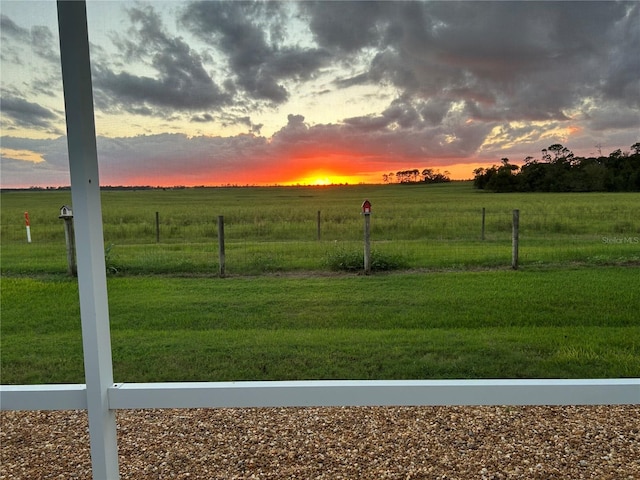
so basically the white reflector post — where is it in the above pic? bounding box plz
[57,1,119,478]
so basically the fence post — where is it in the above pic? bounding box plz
[317,210,321,241]
[364,215,371,274]
[481,207,486,241]
[218,215,225,277]
[362,200,372,274]
[512,209,519,270]
[60,212,77,276]
[155,211,160,243]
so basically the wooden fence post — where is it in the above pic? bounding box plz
[364,215,371,274]
[362,200,372,274]
[512,209,519,270]
[63,217,76,276]
[155,211,160,243]
[218,215,225,277]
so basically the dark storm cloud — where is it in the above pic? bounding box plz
[92,5,230,113]
[29,25,58,63]
[269,108,491,166]
[0,135,72,187]
[91,132,273,185]
[0,94,61,132]
[584,107,640,132]
[0,14,29,42]
[0,155,70,187]
[600,3,640,107]
[301,1,389,53]
[342,98,425,132]
[191,113,214,123]
[0,136,69,166]
[180,1,330,104]
[307,1,638,122]
[94,65,226,111]
[0,13,65,135]
[86,0,639,159]
[0,14,58,64]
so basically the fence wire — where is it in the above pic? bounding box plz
[2,208,638,275]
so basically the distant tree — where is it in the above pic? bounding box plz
[546,144,575,164]
[395,169,419,183]
[421,168,449,183]
[595,143,603,157]
[475,145,639,192]
[421,168,434,181]
[389,168,451,185]
[473,166,497,189]
[547,144,564,160]
[473,159,518,192]
[519,160,551,191]
[487,159,519,192]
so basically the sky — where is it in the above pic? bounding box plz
[1,1,639,188]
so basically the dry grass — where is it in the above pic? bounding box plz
[2,405,639,479]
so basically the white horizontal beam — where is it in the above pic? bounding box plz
[3,379,638,412]
[108,379,640,409]
[0,384,87,411]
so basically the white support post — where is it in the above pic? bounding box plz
[57,2,119,479]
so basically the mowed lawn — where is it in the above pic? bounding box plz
[2,183,638,384]
[2,266,638,384]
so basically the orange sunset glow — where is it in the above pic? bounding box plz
[285,171,365,186]
[96,144,481,188]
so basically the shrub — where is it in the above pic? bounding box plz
[324,246,407,272]
[104,243,121,274]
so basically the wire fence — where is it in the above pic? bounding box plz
[2,207,638,275]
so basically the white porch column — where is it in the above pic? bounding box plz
[57,2,119,478]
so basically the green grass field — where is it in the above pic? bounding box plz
[1,183,639,383]
[2,268,638,383]
[2,182,639,274]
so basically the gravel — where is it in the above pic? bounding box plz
[1,405,639,479]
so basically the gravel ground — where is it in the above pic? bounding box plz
[1,406,639,479]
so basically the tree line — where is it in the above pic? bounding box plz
[383,168,451,184]
[473,143,640,192]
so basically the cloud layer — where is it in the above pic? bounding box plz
[1,1,639,187]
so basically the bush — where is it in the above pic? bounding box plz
[104,243,121,275]
[324,246,408,272]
